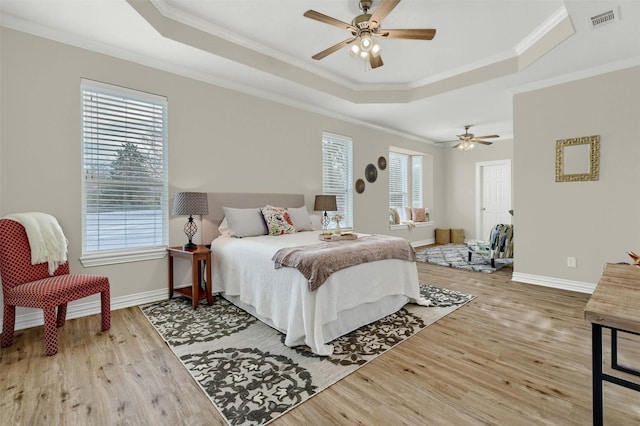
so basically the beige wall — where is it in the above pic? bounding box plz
[442,138,514,240]
[513,65,640,288]
[0,28,443,308]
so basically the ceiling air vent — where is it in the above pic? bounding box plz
[590,9,617,28]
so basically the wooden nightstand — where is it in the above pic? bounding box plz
[167,245,213,310]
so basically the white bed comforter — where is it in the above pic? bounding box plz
[210,231,428,355]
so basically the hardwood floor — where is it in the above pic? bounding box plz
[1,262,639,425]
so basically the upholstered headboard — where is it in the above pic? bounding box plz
[201,192,305,245]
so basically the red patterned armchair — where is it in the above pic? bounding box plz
[0,219,110,356]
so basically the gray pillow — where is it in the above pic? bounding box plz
[222,207,268,237]
[287,206,313,231]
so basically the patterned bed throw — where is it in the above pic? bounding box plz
[272,235,416,290]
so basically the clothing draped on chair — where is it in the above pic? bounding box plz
[488,224,514,260]
[0,214,110,356]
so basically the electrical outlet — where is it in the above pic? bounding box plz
[567,257,577,268]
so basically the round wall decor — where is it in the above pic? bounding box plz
[365,164,377,183]
[355,178,365,194]
[378,156,387,170]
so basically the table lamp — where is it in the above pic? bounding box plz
[172,192,209,250]
[314,194,337,235]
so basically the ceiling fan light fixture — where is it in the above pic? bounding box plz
[348,44,361,58]
[348,33,380,61]
[460,141,475,151]
[370,43,382,57]
[359,32,372,51]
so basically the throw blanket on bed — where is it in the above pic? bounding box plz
[4,212,68,275]
[272,235,416,291]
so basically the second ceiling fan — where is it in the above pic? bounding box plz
[303,0,436,69]
[450,125,500,150]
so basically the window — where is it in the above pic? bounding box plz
[411,155,423,207]
[322,132,353,229]
[389,150,424,210]
[81,79,168,266]
[389,152,408,208]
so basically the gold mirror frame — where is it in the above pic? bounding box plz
[555,135,600,182]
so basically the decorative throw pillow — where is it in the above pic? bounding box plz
[286,206,313,231]
[260,205,296,235]
[222,207,268,238]
[389,207,400,224]
[411,207,427,222]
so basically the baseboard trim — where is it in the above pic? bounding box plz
[6,288,169,331]
[412,238,435,247]
[511,272,595,294]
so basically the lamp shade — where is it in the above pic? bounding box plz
[314,195,337,212]
[172,192,209,216]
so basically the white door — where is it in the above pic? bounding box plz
[476,160,512,240]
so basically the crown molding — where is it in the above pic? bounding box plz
[510,55,640,95]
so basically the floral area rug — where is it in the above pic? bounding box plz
[415,243,513,273]
[141,284,473,426]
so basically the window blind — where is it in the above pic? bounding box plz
[81,80,168,254]
[389,152,408,208]
[412,155,423,207]
[322,132,353,228]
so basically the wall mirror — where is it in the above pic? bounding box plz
[555,135,600,182]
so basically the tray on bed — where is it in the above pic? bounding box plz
[318,233,358,241]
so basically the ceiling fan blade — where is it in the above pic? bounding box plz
[452,142,462,149]
[379,29,436,40]
[473,140,493,145]
[369,0,401,29]
[369,54,384,69]
[473,134,499,139]
[304,10,357,32]
[311,38,357,60]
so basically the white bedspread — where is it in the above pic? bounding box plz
[210,231,427,355]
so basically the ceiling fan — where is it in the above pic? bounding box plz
[303,0,436,69]
[449,125,500,150]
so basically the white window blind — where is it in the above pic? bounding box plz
[322,132,353,228]
[412,155,423,207]
[81,79,168,257]
[389,152,408,209]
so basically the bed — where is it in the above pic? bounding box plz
[202,193,427,356]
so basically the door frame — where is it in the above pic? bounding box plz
[475,159,512,240]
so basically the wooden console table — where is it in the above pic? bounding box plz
[584,263,640,425]
[167,245,213,310]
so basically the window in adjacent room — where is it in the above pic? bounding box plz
[322,132,353,229]
[389,152,409,208]
[80,79,168,266]
[411,155,423,207]
[389,150,426,222]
